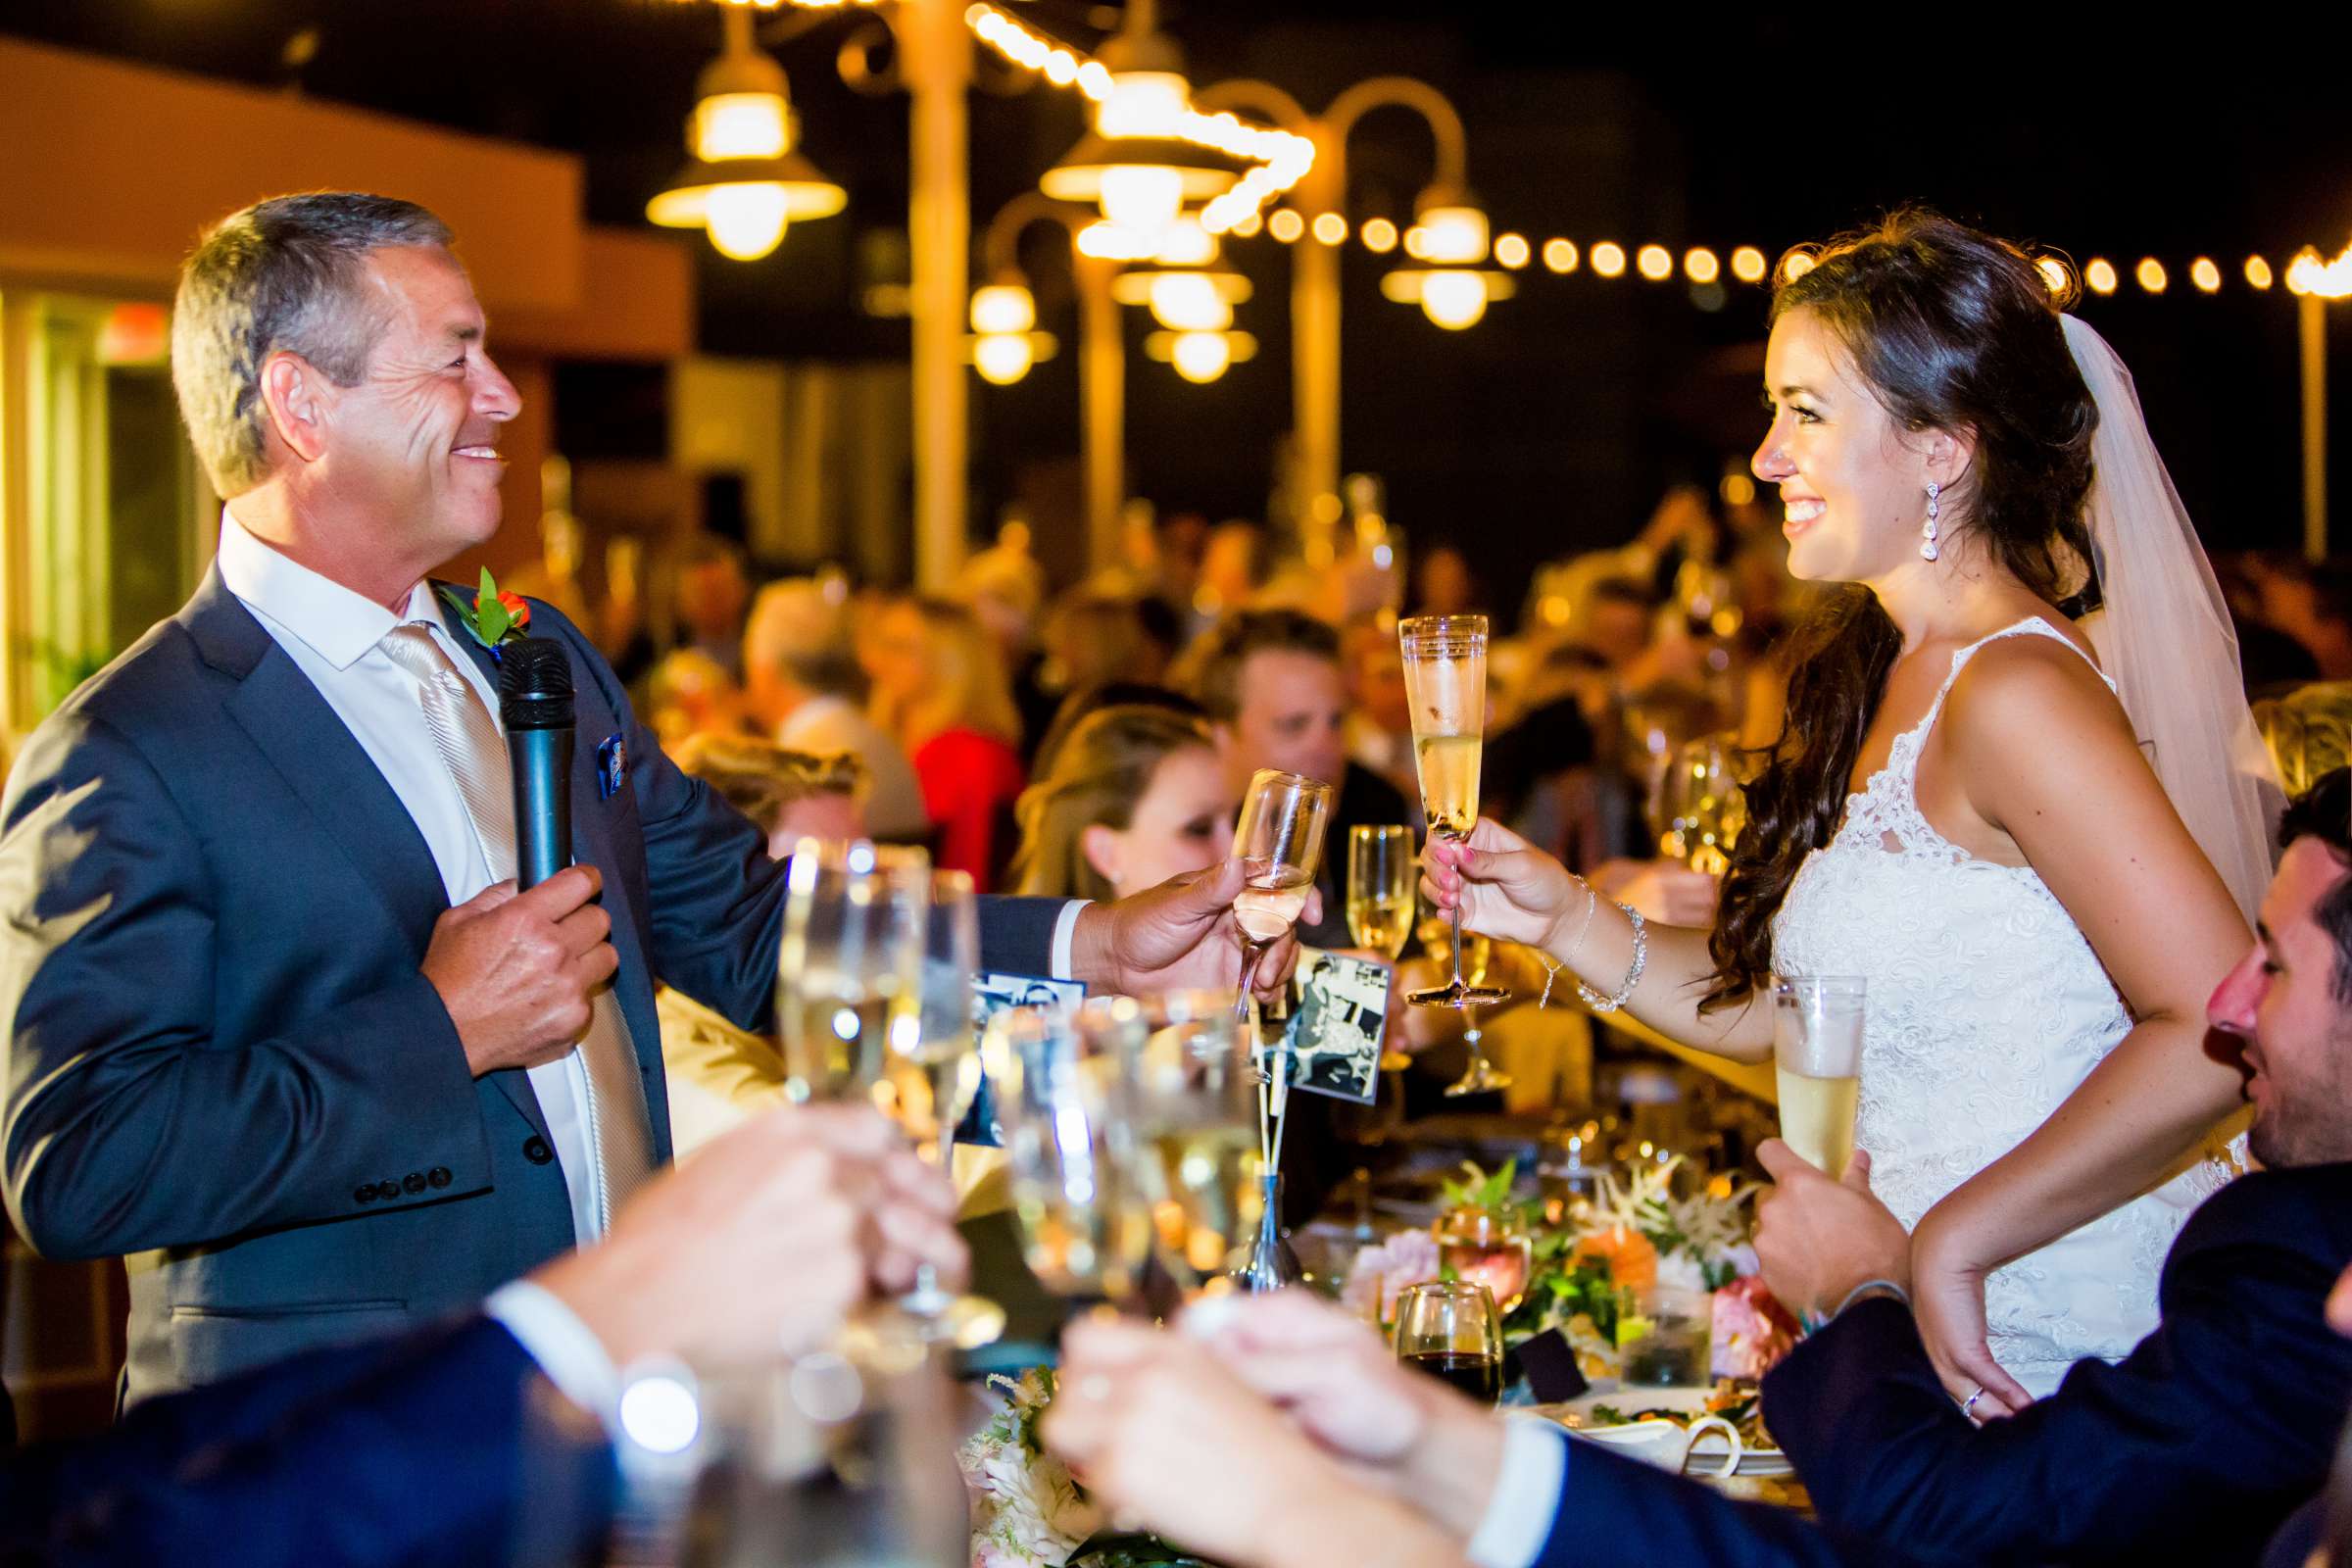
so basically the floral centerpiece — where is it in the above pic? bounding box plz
[1343,1155,1798,1384]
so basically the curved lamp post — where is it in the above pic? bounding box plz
[1191,74,1486,564]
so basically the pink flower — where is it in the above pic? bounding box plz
[1710,1274,1799,1380]
[1340,1231,1442,1325]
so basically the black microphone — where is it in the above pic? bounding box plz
[499,638,575,891]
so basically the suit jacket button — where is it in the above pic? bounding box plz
[355,1183,378,1203]
[379,1177,401,1199]
[522,1136,554,1165]
[403,1171,427,1195]
[427,1166,452,1189]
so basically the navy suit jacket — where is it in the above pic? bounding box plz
[1761,1163,2352,1567]
[0,1313,612,1566]
[1532,1425,2334,1568]
[0,568,1077,1403]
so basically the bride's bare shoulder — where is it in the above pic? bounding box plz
[1938,627,2134,759]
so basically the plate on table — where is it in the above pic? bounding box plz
[1537,1383,1794,1479]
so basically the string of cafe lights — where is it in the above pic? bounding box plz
[668,0,2352,309]
[958,3,1315,238]
[1237,215,2352,304]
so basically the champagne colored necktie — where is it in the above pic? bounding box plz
[380,623,653,1232]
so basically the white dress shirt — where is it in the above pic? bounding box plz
[217,512,605,1246]
[1468,1417,1572,1568]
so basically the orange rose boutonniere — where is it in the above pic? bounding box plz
[441,567,532,655]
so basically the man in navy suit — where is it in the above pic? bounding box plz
[0,192,1284,1406]
[1036,768,2352,1568]
[1,1099,968,1566]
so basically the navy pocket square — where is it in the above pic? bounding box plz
[595,733,627,800]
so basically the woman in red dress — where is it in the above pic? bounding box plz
[864,595,1026,888]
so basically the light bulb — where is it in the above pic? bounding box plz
[1416,206,1489,266]
[973,334,1035,385]
[1170,330,1232,383]
[705,183,790,261]
[970,284,1036,335]
[1152,217,1217,268]
[1419,270,1488,330]
[694,92,789,161]
[1099,165,1185,238]
[1098,71,1190,137]
[1148,272,1232,332]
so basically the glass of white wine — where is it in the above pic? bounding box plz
[776,839,928,1105]
[881,869,1004,1348]
[1771,975,1866,1178]
[1348,824,1418,959]
[982,1005,1153,1307]
[1398,614,1509,1009]
[1230,768,1336,1022]
[1091,992,1262,1292]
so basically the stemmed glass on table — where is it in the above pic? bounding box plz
[1393,1279,1504,1408]
[776,842,1003,1347]
[1398,613,1511,1094]
[1230,768,1337,1023]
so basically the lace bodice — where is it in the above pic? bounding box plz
[1771,618,2222,1390]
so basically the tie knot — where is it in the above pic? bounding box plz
[380,621,463,685]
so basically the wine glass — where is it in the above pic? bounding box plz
[981,1004,1153,1308]
[1089,992,1263,1293]
[1771,974,1865,1179]
[776,840,928,1105]
[1230,768,1337,1022]
[876,870,1004,1348]
[1398,614,1509,1009]
[1660,734,1744,874]
[1347,824,1418,959]
[1393,1280,1504,1407]
[1416,893,1509,1096]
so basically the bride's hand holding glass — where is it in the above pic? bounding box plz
[1419,817,1583,954]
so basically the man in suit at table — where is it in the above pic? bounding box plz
[1040,767,2352,1568]
[0,192,1284,1407]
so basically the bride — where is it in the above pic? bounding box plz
[1430,210,2279,1410]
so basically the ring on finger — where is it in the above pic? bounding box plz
[1960,1386,1986,1419]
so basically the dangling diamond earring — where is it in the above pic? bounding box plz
[1920,481,1941,563]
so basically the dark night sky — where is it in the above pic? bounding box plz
[6,0,2349,594]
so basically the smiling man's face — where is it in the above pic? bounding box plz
[309,244,519,573]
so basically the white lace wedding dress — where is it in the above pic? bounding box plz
[1771,617,2229,1397]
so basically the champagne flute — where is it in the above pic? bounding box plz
[982,1005,1153,1307]
[1230,769,1336,1022]
[1674,734,1744,876]
[1089,992,1263,1293]
[1398,614,1509,1008]
[776,840,928,1105]
[1393,1280,1504,1407]
[1417,893,1509,1096]
[1347,824,1418,960]
[881,870,1004,1348]
[1772,975,1865,1179]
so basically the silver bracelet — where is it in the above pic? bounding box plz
[1536,881,1600,1009]
[1831,1278,1911,1318]
[1575,902,1646,1013]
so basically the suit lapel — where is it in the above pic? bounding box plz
[189,569,552,1144]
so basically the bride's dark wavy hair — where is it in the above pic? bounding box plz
[1700,209,2100,1011]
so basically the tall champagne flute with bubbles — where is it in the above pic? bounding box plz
[1400,614,1510,1008]
[776,839,928,1105]
[1229,769,1336,1021]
